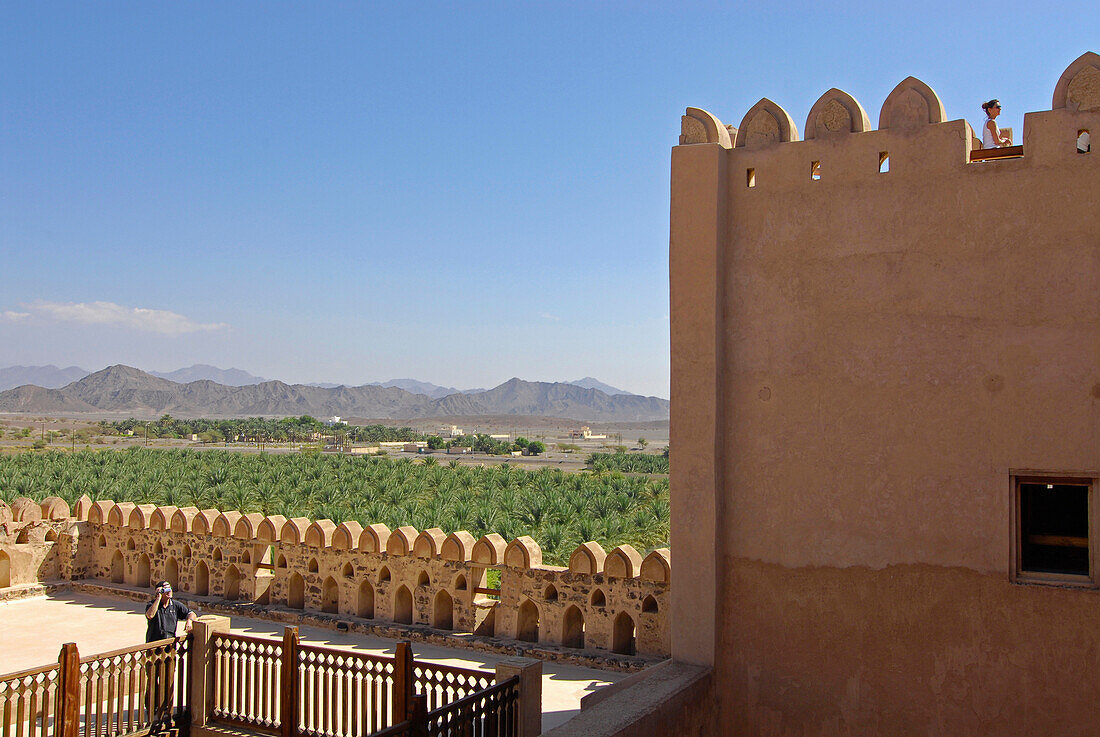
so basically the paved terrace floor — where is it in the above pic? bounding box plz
[0,591,625,732]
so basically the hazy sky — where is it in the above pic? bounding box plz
[1,2,1093,398]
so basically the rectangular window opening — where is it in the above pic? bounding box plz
[1078,129,1091,154]
[1017,477,1092,581]
[878,152,890,173]
[746,168,756,188]
[810,161,821,181]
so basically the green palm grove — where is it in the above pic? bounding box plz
[0,449,670,566]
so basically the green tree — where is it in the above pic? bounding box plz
[637,437,648,448]
[526,440,546,455]
[426,435,445,450]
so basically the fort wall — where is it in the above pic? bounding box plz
[0,495,671,661]
[671,52,1100,735]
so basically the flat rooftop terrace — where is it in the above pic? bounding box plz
[0,591,625,732]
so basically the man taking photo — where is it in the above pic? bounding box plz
[145,581,197,641]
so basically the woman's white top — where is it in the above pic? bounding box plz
[982,117,1001,148]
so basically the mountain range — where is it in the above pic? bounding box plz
[0,365,668,421]
[0,365,634,399]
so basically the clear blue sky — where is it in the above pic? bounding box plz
[1,2,1093,398]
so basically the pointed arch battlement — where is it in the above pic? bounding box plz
[150,506,177,530]
[256,515,287,542]
[233,513,265,539]
[1053,51,1100,112]
[640,548,671,584]
[504,536,542,569]
[39,496,71,521]
[212,511,242,537]
[107,502,135,527]
[735,98,798,149]
[805,88,871,139]
[441,531,476,562]
[127,505,157,530]
[568,541,607,574]
[472,534,507,565]
[171,507,199,533]
[305,519,337,548]
[280,517,311,545]
[88,500,115,525]
[878,77,945,130]
[193,509,219,535]
[73,495,94,521]
[359,523,391,553]
[680,107,733,148]
[605,544,643,579]
[11,497,42,523]
[413,528,446,558]
[387,526,418,556]
[332,521,363,549]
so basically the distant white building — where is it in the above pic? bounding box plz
[326,416,347,426]
[439,425,465,438]
[569,426,606,440]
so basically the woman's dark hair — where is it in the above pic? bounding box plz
[982,99,1001,115]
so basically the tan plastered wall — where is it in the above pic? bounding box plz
[672,55,1100,736]
[2,496,670,659]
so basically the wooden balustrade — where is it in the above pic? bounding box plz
[0,637,190,737]
[0,663,60,737]
[210,632,284,733]
[205,630,523,737]
[410,664,494,714]
[423,677,519,737]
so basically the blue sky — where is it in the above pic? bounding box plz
[0,2,1093,398]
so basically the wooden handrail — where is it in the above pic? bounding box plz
[969,144,1024,162]
[77,635,182,664]
[0,662,60,683]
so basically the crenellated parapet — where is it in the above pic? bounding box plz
[3,496,671,658]
[678,52,1099,178]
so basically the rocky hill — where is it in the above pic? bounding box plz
[0,365,669,421]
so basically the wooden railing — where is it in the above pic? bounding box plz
[77,636,191,737]
[422,677,519,737]
[295,643,396,737]
[209,633,283,734]
[0,637,190,737]
[411,664,494,714]
[0,663,60,737]
[208,628,501,737]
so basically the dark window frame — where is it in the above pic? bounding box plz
[1011,472,1097,587]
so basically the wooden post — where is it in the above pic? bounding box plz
[406,694,427,737]
[495,657,542,737]
[56,643,80,737]
[391,641,414,725]
[280,627,300,737]
[191,615,232,730]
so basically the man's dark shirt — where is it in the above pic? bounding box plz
[146,599,190,642]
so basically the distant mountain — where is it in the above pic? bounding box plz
[567,377,635,396]
[0,365,669,421]
[149,365,267,386]
[368,379,466,399]
[0,365,90,391]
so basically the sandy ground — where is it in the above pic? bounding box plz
[0,591,624,731]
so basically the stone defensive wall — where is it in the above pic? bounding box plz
[0,495,670,661]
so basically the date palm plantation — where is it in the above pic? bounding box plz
[0,449,669,565]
